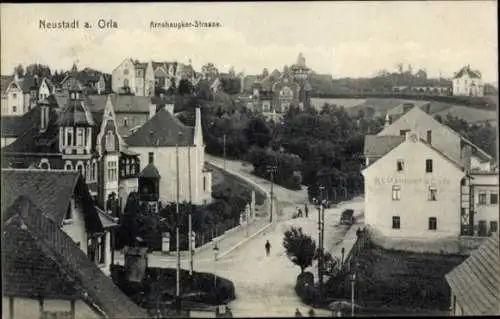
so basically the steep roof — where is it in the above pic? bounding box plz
[139,163,161,179]
[58,95,95,126]
[125,108,194,147]
[364,135,405,157]
[454,65,482,79]
[2,196,147,318]
[1,116,24,137]
[1,75,13,93]
[445,234,500,315]
[1,169,100,228]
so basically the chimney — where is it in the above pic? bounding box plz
[461,145,472,172]
[149,102,156,119]
[405,131,419,142]
[194,107,203,146]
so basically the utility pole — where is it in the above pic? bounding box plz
[188,142,193,275]
[175,132,182,312]
[223,134,227,170]
[317,185,326,303]
[266,164,277,223]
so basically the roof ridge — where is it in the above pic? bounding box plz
[1,168,79,174]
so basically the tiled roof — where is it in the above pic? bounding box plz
[454,65,482,79]
[125,108,194,147]
[2,196,147,318]
[134,62,148,70]
[1,116,24,137]
[1,75,13,93]
[58,96,95,127]
[1,169,100,228]
[139,163,161,178]
[20,75,39,93]
[445,234,500,315]
[363,135,405,157]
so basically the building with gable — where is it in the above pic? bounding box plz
[2,169,119,274]
[59,64,108,95]
[125,106,212,206]
[1,71,142,217]
[2,195,146,319]
[241,53,313,115]
[445,233,500,316]
[452,65,484,97]
[111,58,199,97]
[363,105,498,240]
[1,72,42,116]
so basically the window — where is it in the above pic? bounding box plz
[12,93,16,98]
[91,162,97,181]
[148,152,154,164]
[126,159,131,175]
[203,176,207,192]
[12,106,17,113]
[123,117,129,127]
[428,187,437,201]
[478,193,487,205]
[425,159,433,173]
[491,193,498,205]
[39,161,50,170]
[99,235,106,265]
[426,130,432,144]
[400,129,410,136]
[107,161,117,181]
[66,128,73,146]
[490,221,498,233]
[76,128,84,146]
[64,162,73,171]
[428,217,437,230]
[392,185,401,201]
[397,159,404,172]
[123,69,129,75]
[123,78,129,88]
[105,130,115,152]
[392,216,401,229]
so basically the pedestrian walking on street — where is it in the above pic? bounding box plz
[295,308,302,317]
[298,208,303,218]
[265,240,271,256]
[304,204,309,218]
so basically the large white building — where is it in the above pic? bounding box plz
[125,105,212,205]
[452,65,484,97]
[363,106,498,240]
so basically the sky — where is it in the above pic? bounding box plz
[1,2,498,82]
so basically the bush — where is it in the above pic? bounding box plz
[295,271,317,304]
[111,265,236,307]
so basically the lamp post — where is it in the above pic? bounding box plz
[188,138,193,276]
[175,132,182,308]
[266,164,277,223]
[316,185,326,302]
[223,134,227,170]
[213,243,219,287]
[351,272,356,317]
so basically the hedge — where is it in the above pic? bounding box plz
[111,265,236,309]
[295,271,318,304]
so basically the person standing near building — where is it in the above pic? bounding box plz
[265,240,271,256]
[304,204,309,218]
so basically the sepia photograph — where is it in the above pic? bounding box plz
[1,1,498,318]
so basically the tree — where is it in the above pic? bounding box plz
[244,117,272,148]
[283,227,317,273]
[262,68,269,78]
[14,64,24,77]
[25,63,52,78]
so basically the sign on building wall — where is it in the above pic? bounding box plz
[374,177,451,186]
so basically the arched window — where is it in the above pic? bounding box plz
[123,79,129,88]
[64,162,73,171]
[92,162,97,181]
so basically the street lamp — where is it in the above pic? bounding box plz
[351,272,357,317]
[266,165,277,223]
[213,242,219,287]
[175,132,182,304]
[316,185,326,302]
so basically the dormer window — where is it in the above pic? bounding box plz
[71,92,76,100]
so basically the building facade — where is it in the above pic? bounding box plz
[126,106,213,205]
[364,105,498,240]
[452,65,484,97]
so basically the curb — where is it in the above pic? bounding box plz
[218,222,273,259]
